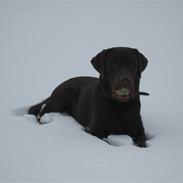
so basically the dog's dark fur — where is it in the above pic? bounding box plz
[28,47,148,147]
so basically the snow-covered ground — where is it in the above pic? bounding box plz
[0,0,183,182]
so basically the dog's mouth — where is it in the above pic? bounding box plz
[112,88,131,102]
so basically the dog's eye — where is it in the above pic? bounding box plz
[128,63,136,73]
[130,65,137,74]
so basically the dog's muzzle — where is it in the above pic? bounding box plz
[111,74,134,102]
[112,88,131,102]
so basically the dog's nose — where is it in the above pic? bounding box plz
[120,76,130,84]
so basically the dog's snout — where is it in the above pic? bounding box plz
[112,73,132,91]
[120,75,130,84]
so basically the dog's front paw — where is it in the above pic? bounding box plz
[135,140,147,148]
[133,134,147,148]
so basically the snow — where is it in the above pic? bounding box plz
[0,0,183,182]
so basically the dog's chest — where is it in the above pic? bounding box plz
[108,104,138,134]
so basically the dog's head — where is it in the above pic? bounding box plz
[91,47,148,103]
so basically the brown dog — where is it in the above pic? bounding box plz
[28,47,148,147]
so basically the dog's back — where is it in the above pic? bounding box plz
[28,76,99,126]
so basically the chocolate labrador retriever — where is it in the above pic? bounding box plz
[28,47,149,147]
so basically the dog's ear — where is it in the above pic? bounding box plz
[139,52,148,73]
[91,49,106,73]
[135,50,148,75]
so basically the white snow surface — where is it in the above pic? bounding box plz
[0,0,183,182]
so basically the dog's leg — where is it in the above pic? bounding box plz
[28,98,50,116]
[132,132,147,148]
[36,99,63,124]
[87,122,110,140]
[31,87,78,124]
[36,103,50,123]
